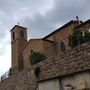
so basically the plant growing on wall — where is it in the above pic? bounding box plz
[29,51,46,65]
[84,30,90,42]
[68,29,90,47]
[34,66,40,78]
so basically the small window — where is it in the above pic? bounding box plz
[20,31,24,38]
[31,49,34,54]
[60,41,66,52]
[13,32,15,39]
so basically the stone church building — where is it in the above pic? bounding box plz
[0,17,90,90]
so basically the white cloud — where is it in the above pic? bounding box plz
[0,44,11,77]
[0,0,54,77]
[0,0,90,77]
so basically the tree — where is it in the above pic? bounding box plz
[68,29,90,47]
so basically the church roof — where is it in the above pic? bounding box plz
[10,25,27,31]
[43,20,80,39]
[74,19,90,29]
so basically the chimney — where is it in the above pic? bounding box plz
[76,16,81,24]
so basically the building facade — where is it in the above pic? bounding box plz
[0,17,90,90]
[10,18,84,72]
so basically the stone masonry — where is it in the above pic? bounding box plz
[0,42,90,90]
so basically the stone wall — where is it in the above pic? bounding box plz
[0,68,37,90]
[23,39,44,68]
[44,21,80,50]
[43,40,57,58]
[23,39,57,69]
[75,20,90,32]
[0,42,90,90]
[34,42,90,81]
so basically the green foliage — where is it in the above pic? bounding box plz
[68,29,90,47]
[29,51,46,65]
[84,30,90,42]
[34,66,40,77]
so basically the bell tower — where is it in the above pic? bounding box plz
[11,25,27,72]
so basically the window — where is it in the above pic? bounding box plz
[31,49,34,54]
[60,41,66,52]
[13,32,15,39]
[20,31,24,38]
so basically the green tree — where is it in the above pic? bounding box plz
[68,29,90,47]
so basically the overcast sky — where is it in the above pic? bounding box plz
[0,0,90,77]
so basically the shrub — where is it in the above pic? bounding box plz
[68,29,90,47]
[29,51,46,65]
[34,66,40,77]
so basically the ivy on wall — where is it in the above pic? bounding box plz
[68,29,90,47]
[29,51,46,65]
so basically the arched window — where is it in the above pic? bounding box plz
[20,31,24,38]
[13,32,15,40]
[60,41,66,52]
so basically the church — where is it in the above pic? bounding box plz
[0,17,90,90]
[11,17,89,72]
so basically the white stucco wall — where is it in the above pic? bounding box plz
[38,79,60,90]
[61,71,90,90]
[38,71,90,90]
